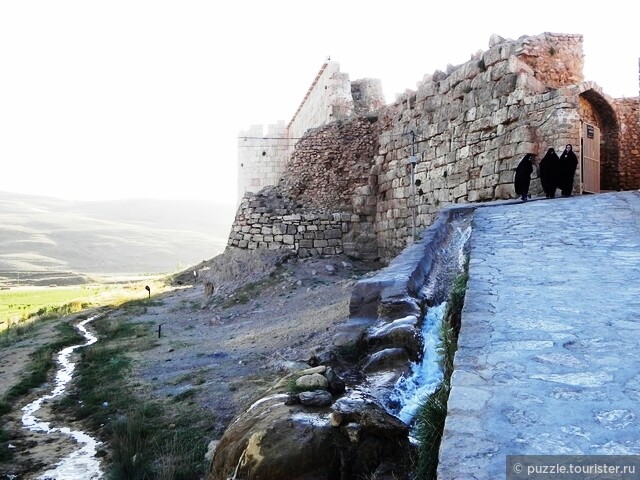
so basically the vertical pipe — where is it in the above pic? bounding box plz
[410,131,417,241]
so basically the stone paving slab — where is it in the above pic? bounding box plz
[437,191,640,479]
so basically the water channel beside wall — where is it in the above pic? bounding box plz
[209,205,476,480]
[385,213,472,425]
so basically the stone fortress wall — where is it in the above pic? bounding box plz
[236,121,288,203]
[236,60,385,204]
[231,33,640,263]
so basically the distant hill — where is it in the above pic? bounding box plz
[0,192,236,285]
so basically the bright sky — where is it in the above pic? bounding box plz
[1,1,637,206]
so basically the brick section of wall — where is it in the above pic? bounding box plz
[614,98,640,190]
[280,113,394,212]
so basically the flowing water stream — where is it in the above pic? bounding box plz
[21,315,104,480]
[385,214,472,426]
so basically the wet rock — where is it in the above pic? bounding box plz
[307,349,337,367]
[284,394,300,405]
[324,367,346,394]
[362,348,411,373]
[378,295,421,321]
[209,396,336,480]
[299,390,333,406]
[209,391,413,480]
[364,315,423,361]
[332,396,409,439]
[317,350,338,365]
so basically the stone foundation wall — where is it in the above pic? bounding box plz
[229,111,396,261]
[227,187,358,258]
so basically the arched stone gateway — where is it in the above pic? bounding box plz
[577,84,620,192]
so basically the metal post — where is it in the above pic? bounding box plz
[410,131,417,241]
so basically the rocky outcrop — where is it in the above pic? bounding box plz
[208,366,412,480]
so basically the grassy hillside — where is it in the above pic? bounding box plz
[0,192,236,286]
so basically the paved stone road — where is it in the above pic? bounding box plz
[437,191,640,479]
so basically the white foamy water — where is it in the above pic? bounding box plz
[386,221,471,426]
[21,316,104,480]
[387,302,447,425]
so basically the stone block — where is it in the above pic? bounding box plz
[325,229,342,239]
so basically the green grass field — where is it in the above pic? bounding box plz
[0,286,99,328]
[0,286,103,328]
[0,281,167,330]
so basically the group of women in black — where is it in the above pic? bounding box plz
[514,144,578,202]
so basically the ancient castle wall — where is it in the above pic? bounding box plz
[231,33,640,263]
[373,33,586,258]
[229,113,395,260]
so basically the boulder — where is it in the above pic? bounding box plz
[296,373,328,390]
[299,390,333,407]
[209,381,413,479]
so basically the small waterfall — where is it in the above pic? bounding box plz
[21,315,104,480]
[386,302,446,424]
[385,216,472,426]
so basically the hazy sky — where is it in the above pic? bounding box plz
[1,1,637,206]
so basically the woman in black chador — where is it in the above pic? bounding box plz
[514,153,534,202]
[558,143,578,197]
[538,147,560,198]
